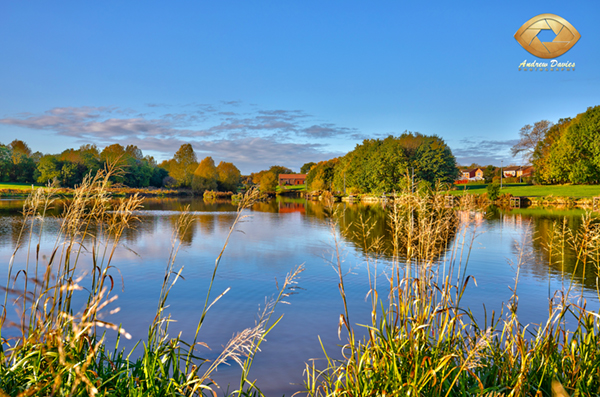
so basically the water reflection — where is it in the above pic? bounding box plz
[486,206,599,291]
[2,198,597,291]
[0,197,599,395]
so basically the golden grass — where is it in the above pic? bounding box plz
[0,166,302,396]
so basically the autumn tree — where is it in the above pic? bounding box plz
[169,144,198,188]
[9,139,32,157]
[259,172,278,192]
[307,159,339,192]
[192,156,218,193]
[216,161,241,192]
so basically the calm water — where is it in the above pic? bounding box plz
[0,197,598,396]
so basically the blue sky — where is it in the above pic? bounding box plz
[0,1,598,173]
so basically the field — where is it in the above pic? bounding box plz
[450,183,600,198]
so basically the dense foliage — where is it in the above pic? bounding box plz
[0,140,242,191]
[532,106,600,184]
[307,133,459,193]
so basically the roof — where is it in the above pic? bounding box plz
[279,174,306,178]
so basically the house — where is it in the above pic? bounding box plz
[503,166,533,178]
[520,166,534,178]
[460,168,484,181]
[278,174,306,186]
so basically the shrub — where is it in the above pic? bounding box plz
[487,182,501,201]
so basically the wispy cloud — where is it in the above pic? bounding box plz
[453,137,520,166]
[0,103,356,172]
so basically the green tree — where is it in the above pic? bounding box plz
[36,155,62,185]
[268,165,293,179]
[192,156,218,193]
[487,182,501,201]
[334,133,457,194]
[535,106,600,184]
[414,135,459,184]
[483,165,497,183]
[532,118,572,184]
[300,162,316,174]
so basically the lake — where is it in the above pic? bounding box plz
[0,196,598,396]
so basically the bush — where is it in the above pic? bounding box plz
[487,182,501,201]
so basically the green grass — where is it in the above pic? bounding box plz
[451,183,600,197]
[277,184,306,192]
[0,182,42,190]
[306,188,600,396]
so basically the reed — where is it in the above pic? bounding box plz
[304,184,600,396]
[0,167,301,396]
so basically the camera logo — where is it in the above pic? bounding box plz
[514,14,580,59]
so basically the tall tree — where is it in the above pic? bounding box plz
[216,161,241,192]
[36,155,62,185]
[532,118,572,184]
[192,156,218,192]
[170,144,198,188]
[0,145,12,182]
[511,120,553,163]
[9,140,32,157]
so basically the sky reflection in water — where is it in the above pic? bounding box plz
[0,197,597,396]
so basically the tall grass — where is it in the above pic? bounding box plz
[0,167,302,396]
[305,186,600,396]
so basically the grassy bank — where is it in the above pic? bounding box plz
[451,183,600,198]
[4,176,600,395]
[0,182,190,198]
[305,189,600,396]
[0,170,301,396]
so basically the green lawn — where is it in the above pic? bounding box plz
[0,182,41,190]
[450,183,600,198]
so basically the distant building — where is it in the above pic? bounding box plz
[278,174,306,186]
[460,168,484,181]
[503,166,533,178]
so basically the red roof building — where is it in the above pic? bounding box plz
[278,174,306,186]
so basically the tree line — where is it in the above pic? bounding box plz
[0,140,243,193]
[512,105,600,184]
[304,132,459,194]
